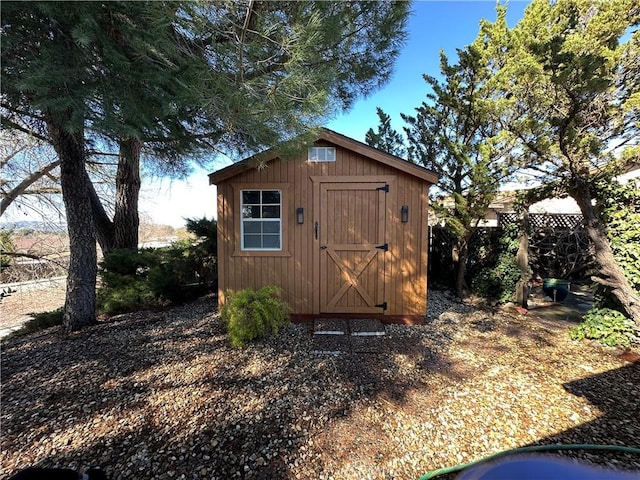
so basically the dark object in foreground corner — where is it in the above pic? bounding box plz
[8,467,108,480]
[457,455,640,480]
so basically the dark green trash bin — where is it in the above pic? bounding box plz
[543,278,571,302]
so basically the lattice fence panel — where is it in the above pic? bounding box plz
[498,213,584,230]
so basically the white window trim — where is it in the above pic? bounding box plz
[308,146,336,162]
[240,189,283,251]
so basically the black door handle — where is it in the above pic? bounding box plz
[314,222,318,240]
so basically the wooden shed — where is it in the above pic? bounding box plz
[208,129,438,324]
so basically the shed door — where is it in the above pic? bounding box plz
[319,182,387,313]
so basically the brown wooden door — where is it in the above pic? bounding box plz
[319,182,387,313]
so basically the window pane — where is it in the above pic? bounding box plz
[243,234,262,249]
[242,191,260,204]
[262,190,280,204]
[262,205,280,218]
[243,221,262,233]
[242,205,261,218]
[263,235,280,249]
[326,147,336,161]
[263,221,280,234]
[240,189,282,250]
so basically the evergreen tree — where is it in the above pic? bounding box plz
[1,1,409,330]
[401,48,516,298]
[365,107,407,158]
[476,0,640,323]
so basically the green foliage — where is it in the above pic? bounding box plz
[598,179,640,295]
[476,1,640,319]
[471,224,520,303]
[471,252,521,304]
[221,286,290,348]
[184,217,217,284]
[365,107,407,158]
[9,308,64,338]
[98,228,216,315]
[570,308,639,348]
[373,44,518,297]
[0,230,16,272]
[98,248,166,314]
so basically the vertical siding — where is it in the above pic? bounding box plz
[216,144,430,316]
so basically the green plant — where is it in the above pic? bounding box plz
[98,248,163,314]
[570,308,639,348]
[595,178,640,311]
[471,224,520,303]
[221,286,290,347]
[9,308,64,337]
[0,230,16,273]
[471,252,521,303]
[97,226,218,315]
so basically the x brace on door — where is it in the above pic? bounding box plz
[326,248,378,308]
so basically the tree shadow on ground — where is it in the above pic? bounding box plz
[0,295,469,480]
[525,362,640,472]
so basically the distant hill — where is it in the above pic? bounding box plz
[0,221,67,233]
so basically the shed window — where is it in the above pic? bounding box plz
[241,190,281,250]
[308,146,336,162]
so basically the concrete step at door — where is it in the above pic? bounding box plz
[312,318,386,354]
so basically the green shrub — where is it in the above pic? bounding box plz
[9,308,64,337]
[570,308,640,348]
[98,248,163,314]
[471,252,521,303]
[221,286,290,347]
[469,222,521,303]
[97,218,217,315]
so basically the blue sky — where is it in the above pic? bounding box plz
[327,0,529,141]
[141,1,531,227]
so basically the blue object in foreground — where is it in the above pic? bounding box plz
[543,278,571,302]
[457,454,640,480]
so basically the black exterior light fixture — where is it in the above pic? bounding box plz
[296,207,304,224]
[401,205,409,223]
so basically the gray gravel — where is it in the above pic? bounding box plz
[1,290,638,479]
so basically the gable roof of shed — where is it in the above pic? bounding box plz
[208,128,438,185]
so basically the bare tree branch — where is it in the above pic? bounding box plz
[1,160,61,217]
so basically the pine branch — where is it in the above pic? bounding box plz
[0,116,50,143]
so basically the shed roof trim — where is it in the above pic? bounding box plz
[208,128,438,185]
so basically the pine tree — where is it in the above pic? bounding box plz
[401,48,516,298]
[1,1,409,329]
[365,108,407,158]
[476,0,640,323]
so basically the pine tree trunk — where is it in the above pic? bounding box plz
[515,211,530,308]
[87,173,115,255]
[570,181,640,325]
[113,137,141,250]
[47,115,97,331]
[453,239,469,299]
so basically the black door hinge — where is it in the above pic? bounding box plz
[376,184,389,192]
[375,301,387,310]
[375,243,388,251]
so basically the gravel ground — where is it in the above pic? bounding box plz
[1,290,639,480]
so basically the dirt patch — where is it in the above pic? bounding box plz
[1,291,638,480]
[0,281,66,330]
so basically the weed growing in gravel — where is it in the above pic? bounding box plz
[221,286,290,347]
